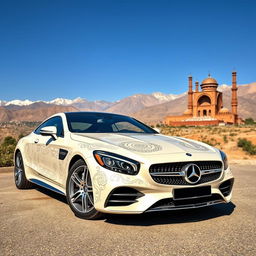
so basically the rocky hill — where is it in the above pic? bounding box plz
[133,83,256,124]
[0,83,255,123]
[0,103,78,122]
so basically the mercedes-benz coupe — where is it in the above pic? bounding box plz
[14,112,234,219]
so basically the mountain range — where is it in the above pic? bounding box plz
[0,83,255,124]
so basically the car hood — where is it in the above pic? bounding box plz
[71,133,217,157]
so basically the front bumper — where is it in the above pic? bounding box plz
[87,157,234,214]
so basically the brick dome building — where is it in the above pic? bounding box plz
[164,72,242,126]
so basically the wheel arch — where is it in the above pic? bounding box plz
[14,148,21,162]
[68,154,86,172]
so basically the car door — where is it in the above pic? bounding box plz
[33,116,68,183]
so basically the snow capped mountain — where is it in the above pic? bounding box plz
[1,83,256,122]
[0,100,7,106]
[218,84,231,92]
[152,92,185,102]
[47,97,85,105]
[5,99,34,106]
[1,92,181,108]
[0,91,189,116]
[0,97,89,107]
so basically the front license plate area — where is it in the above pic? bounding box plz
[173,186,211,200]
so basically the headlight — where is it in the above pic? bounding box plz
[93,151,140,175]
[219,150,228,170]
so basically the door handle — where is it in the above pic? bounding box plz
[34,138,39,144]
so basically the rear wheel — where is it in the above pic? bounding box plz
[66,159,103,220]
[14,151,33,189]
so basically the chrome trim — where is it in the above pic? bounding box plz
[146,200,225,212]
[112,193,140,196]
[150,168,221,177]
[201,169,222,175]
[219,185,230,190]
[108,200,137,203]
[150,171,185,176]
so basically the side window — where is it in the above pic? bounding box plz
[34,116,64,137]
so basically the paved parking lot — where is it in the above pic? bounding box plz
[0,164,256,256]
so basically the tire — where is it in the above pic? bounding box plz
[66,159,103,220]
[14,151,33,189]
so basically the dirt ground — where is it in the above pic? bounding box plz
[161,125,256,160]
[1,164,256,256]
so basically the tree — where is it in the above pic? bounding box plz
[244,118,255,125]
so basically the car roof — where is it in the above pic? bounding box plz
[64,111,130,118]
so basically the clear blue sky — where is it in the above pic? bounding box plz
[0,0,255,102]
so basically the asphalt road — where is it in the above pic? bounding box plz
[0,164,256,256]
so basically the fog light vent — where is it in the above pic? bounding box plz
[219,178,234,197]
[105,187,143,207]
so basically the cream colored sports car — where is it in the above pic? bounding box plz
[14,112,234,219]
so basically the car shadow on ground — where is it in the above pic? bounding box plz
[35,186,67,204]
[104,202,236,226]
[34,185,236,226]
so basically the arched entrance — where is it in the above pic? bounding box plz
[197,95,211,117]
[198,95,211,106]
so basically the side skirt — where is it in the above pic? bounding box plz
[29,178,65,195]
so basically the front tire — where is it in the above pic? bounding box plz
[14,151,33,189]
[66,159,103,220]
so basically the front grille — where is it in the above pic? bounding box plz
[149,161,222,185]
[105,187,144,207]
[219,178,234,197]
[146,194,225,212]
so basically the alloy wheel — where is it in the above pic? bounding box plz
[15,153,23,186]
[68,165,94,213]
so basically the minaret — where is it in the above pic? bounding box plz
[195,81,199,92]
[231,71,238,120]
[188,76,193,111]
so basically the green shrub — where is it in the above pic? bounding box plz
[237,138,256,155]
[244,118,255,125]
[223,135,228,143]
[2,136,16,147]
[0,136,17,167]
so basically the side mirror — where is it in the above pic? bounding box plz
[153,128,161,133]
[40,126,57,140]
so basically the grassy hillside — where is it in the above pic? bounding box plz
[160,124,256,160]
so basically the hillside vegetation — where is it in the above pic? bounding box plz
[1,122,256,167]
[160,124,256,160]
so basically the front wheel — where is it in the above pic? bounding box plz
[14,151,33,189]
[66,159,103,220]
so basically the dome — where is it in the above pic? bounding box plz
[200,75,218,91]
[201,77,218,85]
[219,107,229,114]
[184,109,192,115]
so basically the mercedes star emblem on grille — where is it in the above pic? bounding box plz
[184,164,201,184]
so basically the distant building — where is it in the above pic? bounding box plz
[164,72,242,126]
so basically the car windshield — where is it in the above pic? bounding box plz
[65,112,157,134]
